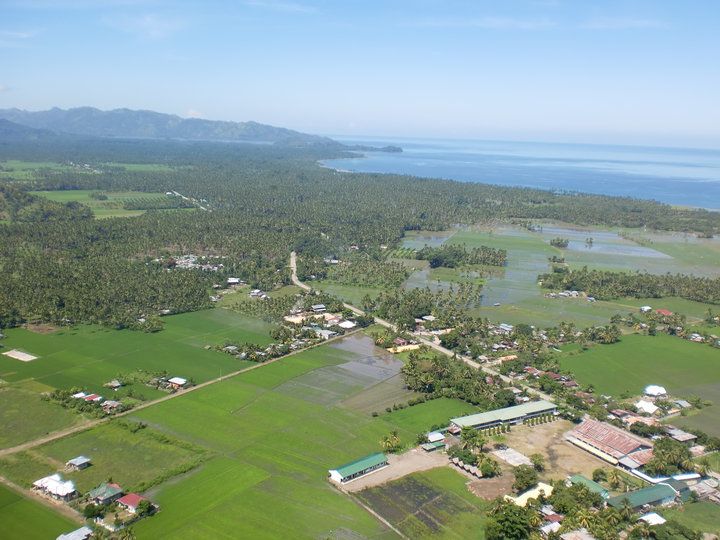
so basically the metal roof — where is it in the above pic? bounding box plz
[607,484,676,509]
[451,400,556,428]
[330,452,387,479]
[568,475,609,498]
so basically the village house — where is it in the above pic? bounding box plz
[105,379,123,390]
[607,482,682,510]
[665,426,698,446]
[33,474,77,501]
[65,456,91,471]
[644,385,667,399]
[311,304,326,313]
[89,482,124,505]
[117,493,151,514]
[568,475,609,499]
[102,400,122,414]
[56,526,93,540]
[167,377,188,390]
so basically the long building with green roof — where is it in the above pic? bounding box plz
[328,452,388,484]
[607,483,678,510]
[450,400,556,430]
[568,475,609,499]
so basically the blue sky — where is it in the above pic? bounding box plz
[1,0,719,147]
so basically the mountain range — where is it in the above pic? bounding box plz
[0,107,342,148]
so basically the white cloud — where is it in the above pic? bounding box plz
[0,84,9,92]
[243,0,316,14]
[0,29,37,47]
[582,17,667,30]
[104,13,186,39]
[409,16,555,30]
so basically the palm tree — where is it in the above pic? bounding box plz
[618,498,635,523]
[608,469,622,489]
[696,456,711,476]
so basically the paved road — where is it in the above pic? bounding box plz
[289,252,552,402]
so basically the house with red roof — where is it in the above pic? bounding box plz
[656,309,673,317]
[117,493,149,514]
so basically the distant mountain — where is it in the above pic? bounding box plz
[0,118,59,141]
[0,107,342,148]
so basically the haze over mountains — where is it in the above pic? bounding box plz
[0,107,344,148]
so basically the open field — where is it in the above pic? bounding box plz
[501,420,608,481]
[382,398,479,435]
[0,387,81,449]
[0,309,271,397]
[0,159,78,180]
[663,502,720,535]
[559,334,720,435]
[0,484,78,539]
[340,374,419,415]
[0,421,206,493]
[356,467,489,539]
[122,336,426,538]
[312,281,385,305]
[30,189,185,218]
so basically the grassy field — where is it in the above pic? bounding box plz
[0,387,81,449]
[357,467,490,539]
[559,334,720,435]
[0,484,78,539]
[0,422,206,493]
[30,189,181,218]
[0,309,272,396]
[382,398,479,434]
[312,281,385,305]
[0,160,77,180]
[663,502,720,535]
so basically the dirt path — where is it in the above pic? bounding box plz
[290,252,552,401]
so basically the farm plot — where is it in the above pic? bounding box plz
[124,338,422,539]
[381,398,480,434]
[0,484,77,539]
[0,421,207,494]
[0,387,80,450]
[559,334,720,436]
[30,190,192,218]
[356,467,490,539]
[0,309,271,397]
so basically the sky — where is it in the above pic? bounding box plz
[1,0,719,147]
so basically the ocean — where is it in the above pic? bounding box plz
[321,137,720,210]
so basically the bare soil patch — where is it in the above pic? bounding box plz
[502,419,605,480]
[466,468,515,500]
[24,323,58,334]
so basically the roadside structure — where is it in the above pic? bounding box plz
[328,452,388,484]
[450,400,556,431]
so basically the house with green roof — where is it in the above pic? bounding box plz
[568,475,609,499]
[607,483,678,510]
[450,400,556,431]
[88,482,124,505]
[328,452,388,484]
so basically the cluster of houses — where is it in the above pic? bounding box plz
[522,366,579,389]
[35,454,158,536]
[147,375,190,392]
[545,290,595,302]
[160,254,226,272]
[283,306,359,341]
[69,392,123,415]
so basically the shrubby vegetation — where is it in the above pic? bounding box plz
[416,243,507,268]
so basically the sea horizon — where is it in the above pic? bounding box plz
[322,135,720,210]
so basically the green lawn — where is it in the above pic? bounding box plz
[559,334,720,435]
[0,484,78,540]
[0,387,81,449]
[311,281,385,305]
[663,502,720,535]
[382,398,479,435]
[357,467,490,539]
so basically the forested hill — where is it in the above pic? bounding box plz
[0,107,342,148]
[0,119,59,141]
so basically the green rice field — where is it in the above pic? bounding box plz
[663,502,720,535]
[559,334,720,435]
[0,484,78,540]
